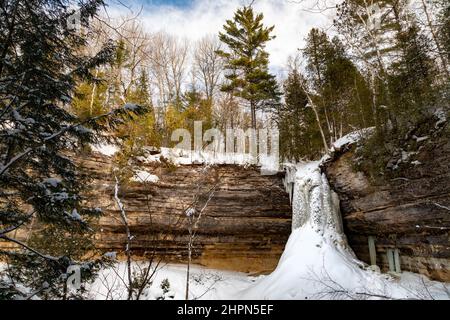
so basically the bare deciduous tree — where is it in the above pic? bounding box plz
[183,166,220,300]
[149,32,189,108]
[193,35,224,101]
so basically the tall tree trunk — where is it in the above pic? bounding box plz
[421,0,449,78]
[114,176,133,300]
[303,89,329,153]
[356,5,395,131]
[89,70,99,115]
[185,237,192,300]
[250,100,257,129]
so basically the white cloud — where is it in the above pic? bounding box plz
[106,0,335,74]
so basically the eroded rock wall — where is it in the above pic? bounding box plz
[80,153,292,274]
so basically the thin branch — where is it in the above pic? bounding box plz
[0,235,58,262]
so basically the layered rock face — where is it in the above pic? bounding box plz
[323,139,450,282]
[79,152,292,274]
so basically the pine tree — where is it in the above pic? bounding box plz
[389,24,437,123]
[322,37,373,136]
[436,0,450,62]
[303,29,373,146]
[277,69,321,160]
[72,39,161,160]
[303,29,335,90]
[72,70,109,120]
[217,6,281,129]
[0,0,147,299]
[118,69,160,157]
[334,0,412,134]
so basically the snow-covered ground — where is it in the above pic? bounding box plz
[131,170,160,183]
[145,148,279,174]
[88,261,449,300]
[91,143,119,157]
[88,263,256,300]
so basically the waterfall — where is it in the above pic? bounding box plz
[289,162,350,254]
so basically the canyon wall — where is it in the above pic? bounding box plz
[80,152,292,274]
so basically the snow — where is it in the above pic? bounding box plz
[88,248,449,300]
[123,103,139,111]
[103,252,117,260]
[86,129,450,300]
[70,209,82,222]
[42,177,61,187]
[5,129,449,300]
[66,208,86,224]
[85,150,449,300]
[91,143,280,174]
[235,158,450,299]
[131,170,160,183]
[185,207,196,217]
[319,128,374,164]
[12,109,35,125]
[434,108,447,129]
[50,192,69,201]
[73,125,93,135]
[413,135,429,143]
[88,263,255,300]
[331,127,375,150]
[234,130,450,300]
[91,143,119,157]
[139,147,280,174]
[401,150,418,162]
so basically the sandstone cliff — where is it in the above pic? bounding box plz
[80,152,292,274]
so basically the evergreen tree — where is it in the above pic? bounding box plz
[118,69,160,157]
[303,29,373,146]
[321,37,374,137]
[73,40,160,159]
[437,0,450,62]
[389,24,437,123]
[335,0,412,67]
[72,70,109,120]
[217,6,280,128]
[334,0,412,134]
[303,29,335,90]
[277,69,321,160]
[0,0,146,299]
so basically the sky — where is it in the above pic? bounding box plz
[105,0,336,75]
